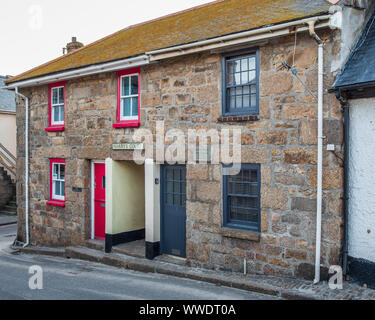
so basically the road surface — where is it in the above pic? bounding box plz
[0,224,277,300]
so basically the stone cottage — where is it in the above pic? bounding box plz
[4,0,374,281]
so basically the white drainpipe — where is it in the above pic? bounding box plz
[308,21,324,284]
[15,87,29,248]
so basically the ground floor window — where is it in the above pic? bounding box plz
[223,164,261,231]
[50,159,65,202]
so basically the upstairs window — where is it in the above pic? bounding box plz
[46,81,66,131]
[51,86,64,125]
[222,50,259,116]
[114,67,140,128]
[223,164,261,231]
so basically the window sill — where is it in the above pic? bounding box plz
[46,200,65,207]
[221,227,260,242]
[45,125,65,132]
[218,115,259,122]
[113,121,140,128]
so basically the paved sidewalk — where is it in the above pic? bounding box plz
[14,244,375,300]
[0,214,17,226]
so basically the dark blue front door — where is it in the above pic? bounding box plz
[161,165,186,258]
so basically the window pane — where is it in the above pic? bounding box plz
[234,73,240,85]
[59,105,64,122]
[236,95,242,109]
[241,72,248,84]
[53,164,58,178]
[52,88,58,104]
[235,183,258,195]
[227,73,235,86]
[243,85,250,95]
[55,181,61,195]
[249,70,256,82]
[243,95,250,108]
[167,168,173,180]
[229,196,258,217]
[174,168,180,181]
[173,181,180,193]
[235,87,242,95]
[251,95,257,107]
[61,182,65,196]
[234,60,241,73]
[230,95,236,109]
[60,164,65,180]
[166,193,173,205]
[122,98,131,116]
[249,57,255,70]
[131,76,138,95]
[58,87,64,104]
[167,181,173,193]
[229,182,234,193]
[122,77,130,96]
[131,97,138,116]
[241,59,248,71]
[227,61,235,74]
[53,106,59,122]
[251,84,256,94]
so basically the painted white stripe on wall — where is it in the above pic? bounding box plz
[105,158,113,235]
[145,159,160,243]
[348,98,375,263]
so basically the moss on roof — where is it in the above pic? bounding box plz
[7,0,330,84]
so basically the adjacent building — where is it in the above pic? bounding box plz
[333,8,375,288]
[0,76,16,209]
[4,0,375,282]
[0,76,16,160]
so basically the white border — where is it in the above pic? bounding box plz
[91,160,105,239]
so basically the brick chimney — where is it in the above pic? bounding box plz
[65,37,84,54]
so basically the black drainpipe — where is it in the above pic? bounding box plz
[336,89,349,276]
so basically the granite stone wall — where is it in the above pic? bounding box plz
[16,30,344,279]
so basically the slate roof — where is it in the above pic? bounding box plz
[6,0,330,84]
[334,10,375,89]
[0,77,15,112]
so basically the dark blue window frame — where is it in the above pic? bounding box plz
[223,164,261,232]
[222,48,260,116]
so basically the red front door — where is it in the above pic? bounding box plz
[94,163,106,240]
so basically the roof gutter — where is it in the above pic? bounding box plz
[4,55,150,89]
[146,14,333,61]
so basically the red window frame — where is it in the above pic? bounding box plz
[113,67,141,128]
[45,81,66,132]
[46,158,66,207]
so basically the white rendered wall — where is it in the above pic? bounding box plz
[348,98,375,262]
[145,159,160,243]
[105,158,145,235]
[0,112,16,157]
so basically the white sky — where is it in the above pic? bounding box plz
[0,0,212,77]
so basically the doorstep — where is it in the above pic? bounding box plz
[86,239,186,265]
[14,243,375,300]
